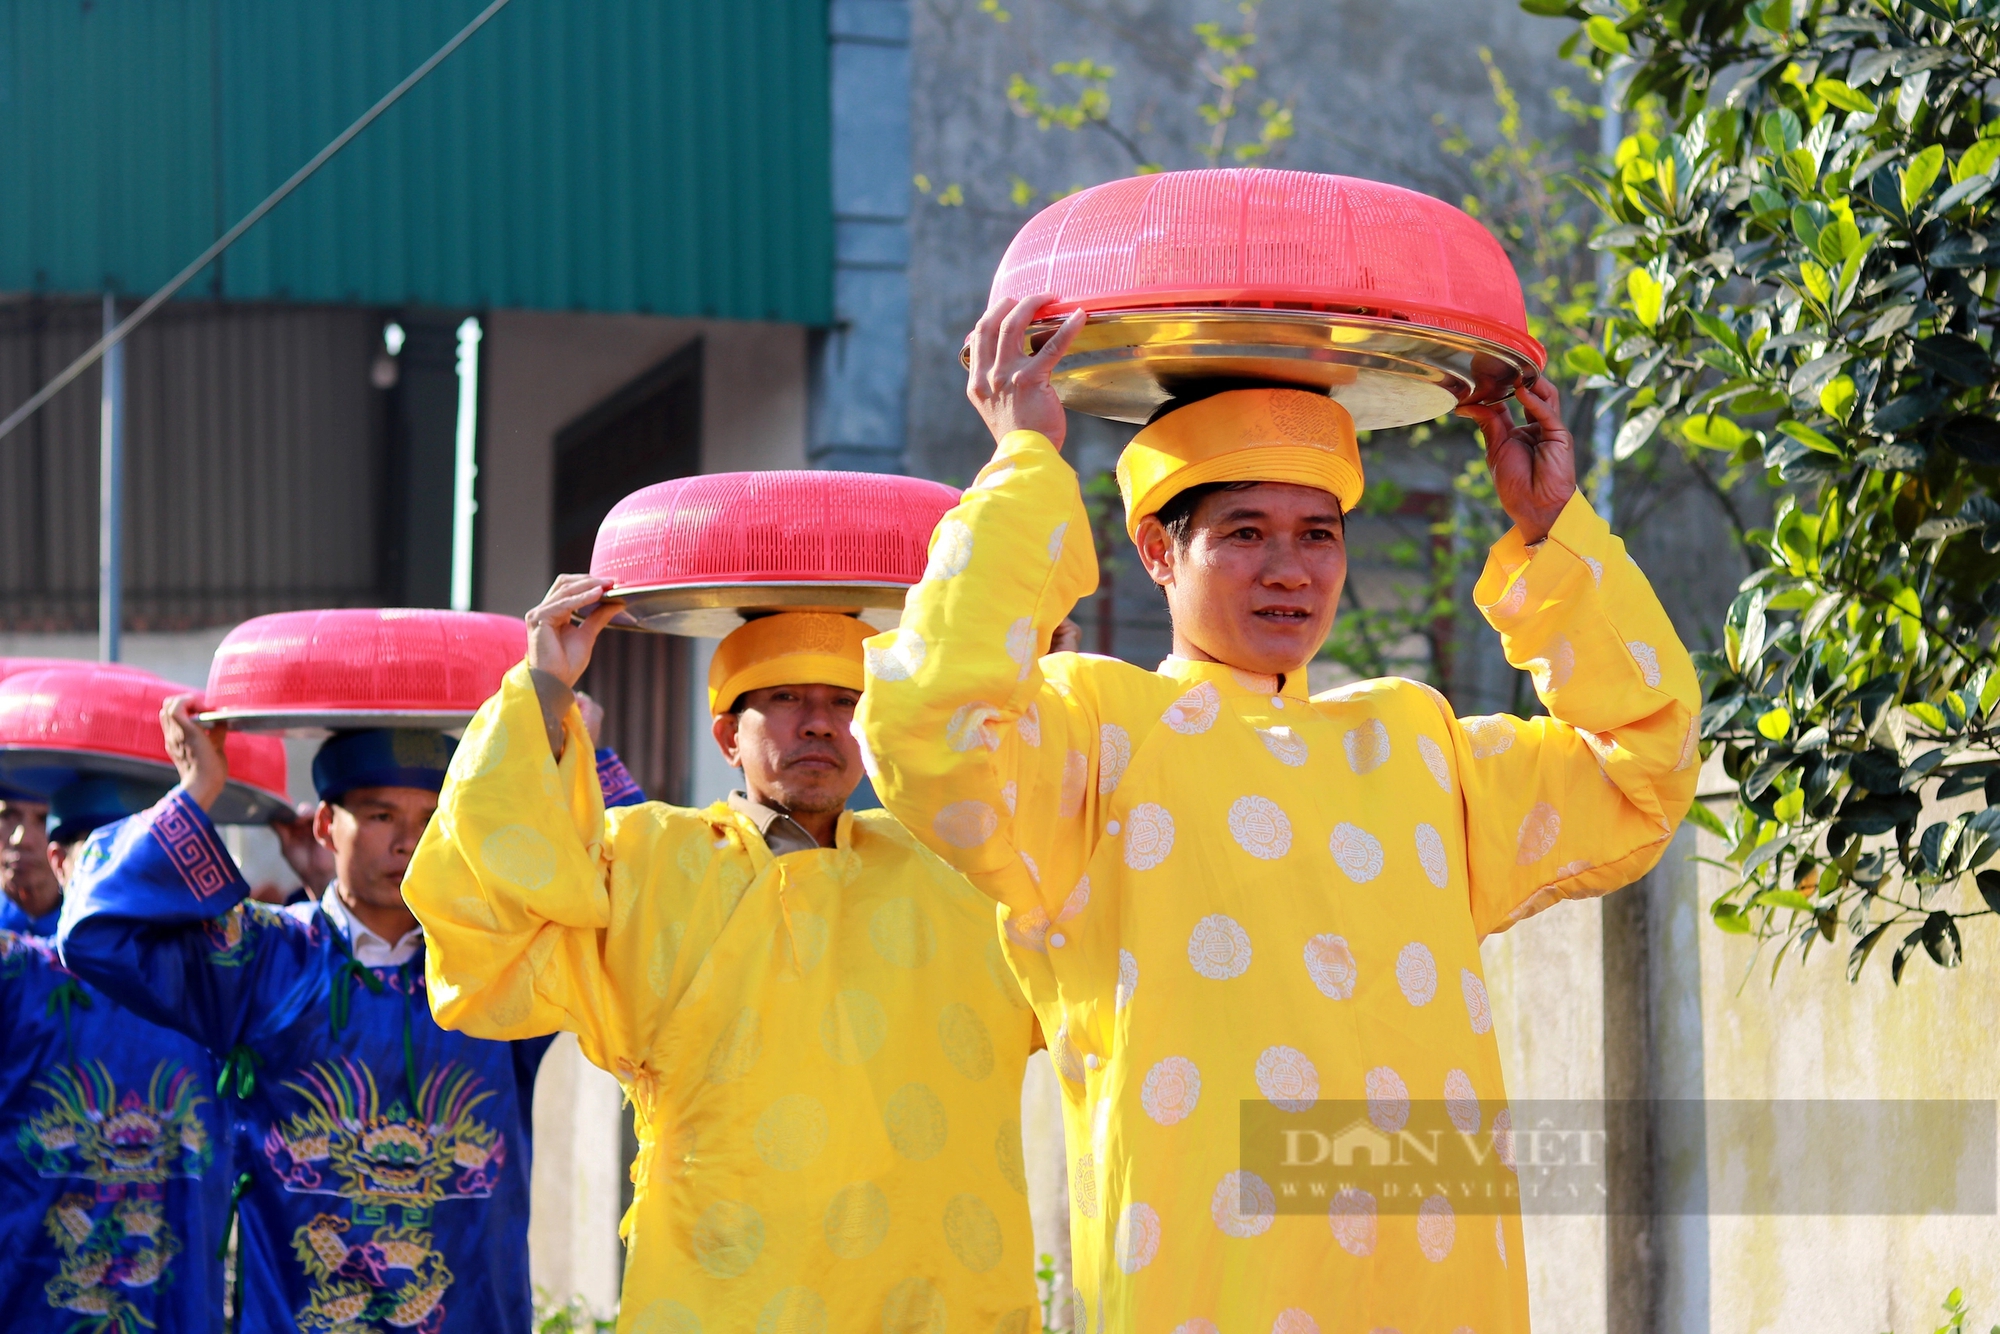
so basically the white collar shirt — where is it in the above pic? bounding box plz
[320,886,424,967]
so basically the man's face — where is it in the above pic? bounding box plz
[1136,481,1347,677]
[713,683,863,816]
[1,799,58,911]
[312,787,438,915]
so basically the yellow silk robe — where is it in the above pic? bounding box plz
[856,430,1700,1334]
[404,665,1042,1334]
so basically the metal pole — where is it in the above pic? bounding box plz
[1592,58,1627,524]
[449,317,483,613]
[98,292,124,663]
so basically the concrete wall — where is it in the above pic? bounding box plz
[478,309,810,618]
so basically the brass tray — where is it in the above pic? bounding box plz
[962,307,1539,429]
[604,582,911,638]
[196,708,475,738]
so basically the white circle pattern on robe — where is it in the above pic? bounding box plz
[925,519,974,580]
[865,629,927,682]
[1444,1069,1480,1132]
[1492,1108,1517,1172]
[1675,716,1698,771]
[1416,733,1453,791]
[1227,795,1292,860]
[1493,576,1529,617]
[1395,942,1438,1006]
[1584,553,1604,585]
[1000,781,1017,815]
[1099,724,1132,794]
[1529,637,1576,693]
[1415,822,1449,888]
[946,702,1004,752]
[975,462,1015,490]
[1052,1024,1086,1085]
[1328,1187,1377,1257]
[1060,749,1089,818]
[1173,1323,1221,1334]
[1188,914,1252,980]
[1231,668,1279,694]
[1017,704,1042,748]
[1140,1056,1201,1125]
[1163,681,1222,734]
[1461,969,1493,1035]
[1342,718,1391,774]
[1115,1202,1161,1273]
[1365,1066,1410,1132]
[1072,1151,1098,1217]
[1251,729,1307,776]
[1516,802,1561,864]
[1303,934,1358,1000]
[1005,618,1037,679]
[1019,850,1040,884]
[1465,715,1515,759]
[1272,1311,1320,1334]
[1628,639,1662,687]
[1058,876,1090,922]
[933,800,998,849]
[1004,904,1050,952]
[1124,803,1175,871]
[1417,1195,1456,1262]
[1254,1045,1319,1112]
[1116,949,1138,1010]
[1328,822,1385,883]
[1048,521,1069,562]
[1497,1216,1509,1266]
[1554,857,1592,879]
[1211,1170,1276,1238]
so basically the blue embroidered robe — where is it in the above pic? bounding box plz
[57,791,550,1334]
[2,895,62,936]
[1,926,231,1333]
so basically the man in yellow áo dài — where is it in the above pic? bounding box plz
[403,586,1043,1333]
[855,296,1701,1334]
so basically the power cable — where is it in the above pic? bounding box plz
[0,0,516,444]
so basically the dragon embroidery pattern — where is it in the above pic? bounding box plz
[19,1062,213,1334]
[265,1059,504,1333]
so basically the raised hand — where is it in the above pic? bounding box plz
[965,293,1086,451]
[526,574,623,688]
[161,695,229,812]
[1457,375,1577,545]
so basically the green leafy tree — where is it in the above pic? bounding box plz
[1532,0,2000,980]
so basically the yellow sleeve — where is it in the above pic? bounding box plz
[856,430,1100,929]
[407,661,662,1072]
[1451,492,1700,938]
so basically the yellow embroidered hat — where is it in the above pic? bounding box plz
[707,612,871,715]
[1115,388,1364,539]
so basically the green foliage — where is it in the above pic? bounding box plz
[534,1291,614,1334]
[1880,1285,1999,1334]
[1530,0,2000,979]
[989,0,1294,198]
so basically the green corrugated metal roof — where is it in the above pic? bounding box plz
[0,0,832,323]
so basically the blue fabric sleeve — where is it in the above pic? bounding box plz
[594,747,647,808]
[55,787,319,1056]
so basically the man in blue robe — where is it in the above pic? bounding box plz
[2,775,232,1332]
[2,784,61,935]
[59,704,557,1334]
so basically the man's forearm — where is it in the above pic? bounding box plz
[528,668,574,760]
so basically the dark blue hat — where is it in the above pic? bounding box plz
[312,728,458,803]
[48,775,171,846]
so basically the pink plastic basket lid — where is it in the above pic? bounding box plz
[0,664,290,823]
[989,168,1544,366]
[591,470,963,592]
[200,608,527,731]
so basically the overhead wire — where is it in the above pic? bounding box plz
[0,0,517,445]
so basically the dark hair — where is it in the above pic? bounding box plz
[1155,480,1262,548]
